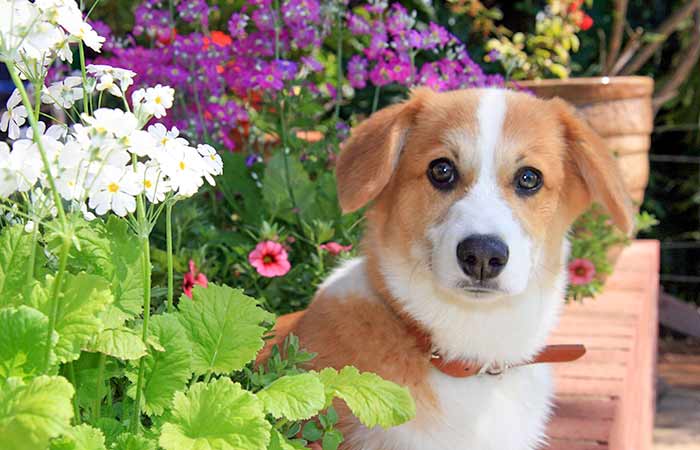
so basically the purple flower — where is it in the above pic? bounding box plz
[177,0,212,28]
[301,56,323,72]
[365,33,388,60]
[228,13,249,38]
[347,55,368,89]
[252,8,275,32]
[386,4,413,37]
[246,154,259,167]
[347,13,370,35]
[369,60,393,87]
[387,55,413,85]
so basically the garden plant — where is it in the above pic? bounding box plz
[0,1,415,449]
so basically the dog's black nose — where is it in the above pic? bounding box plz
[456,235,509,281]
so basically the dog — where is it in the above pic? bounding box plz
[269,87,632,450]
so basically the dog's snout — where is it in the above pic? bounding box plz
[456,235,509,281]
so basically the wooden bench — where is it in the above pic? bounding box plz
[546,240,660,450]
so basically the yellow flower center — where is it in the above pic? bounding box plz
[210,155,216,160]
[155,96,162,104]
[179,161,186,170]
[161,138,168,145]
[144,180,153,188]
[108,182,119,193]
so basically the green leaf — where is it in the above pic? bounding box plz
[30,272,113,363]
[159,378,271,450]
[302,422,322,442]
[89,327,146,360]
[219,153,264,225]
[49,424,106,450]
[0,375,74,450]
[257,373,325,420]
[177,284,274,377]
[46,216,142,327]
[126,314,191,416]
[0,306,57,379]
[0,225,39,307]
[318,366,415,429]
[112,433,157,450]
[268,429,307,450]
[321,429,343,450]
[262,152,318,223]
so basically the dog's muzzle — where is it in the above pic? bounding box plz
[456,234,509,281]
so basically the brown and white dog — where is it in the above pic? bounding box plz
[272,88,632,450]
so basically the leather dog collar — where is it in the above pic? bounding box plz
[406,322,586,378]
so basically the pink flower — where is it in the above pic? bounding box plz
[183,259,208,298]
[568,258,596,285]
[248,241,291,277]
[319,242,353,256]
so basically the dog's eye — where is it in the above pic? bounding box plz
[428,158,458,190]
[514,167,543,195]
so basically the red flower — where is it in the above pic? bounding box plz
[567,0,584,13]
[319,242,353,256]
[568,258,596,285]
[579,13,594,31]
[202,31,233,50]
[248,241,291,277]
[183,260,208,298]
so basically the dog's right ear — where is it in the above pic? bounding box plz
[336,90,427,213]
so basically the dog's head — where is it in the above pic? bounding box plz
[336,88,632,303]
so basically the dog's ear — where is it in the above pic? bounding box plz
[553,98,634,234]
[336,90,427,213]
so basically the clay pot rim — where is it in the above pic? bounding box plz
[514,76,654,104]
[516,75,653,89]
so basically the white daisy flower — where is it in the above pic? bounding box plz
[83,108,138,138]
[0,140,42,197]
[42,76,83,109]
[132,85,174,119]
[157,143,205,197]
[87,65,136,97]
[57,8,104,52]
[88,165,140,217]
[197,144,223,185]
[1,90,28,140]
[148,123,188,148]
[135,162,171,204]
[124,129,156,157]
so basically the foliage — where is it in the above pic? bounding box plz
[0,2,416,449]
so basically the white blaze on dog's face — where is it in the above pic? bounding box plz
[336,88,632,305]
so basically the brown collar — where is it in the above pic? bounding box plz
[406,321,586,378]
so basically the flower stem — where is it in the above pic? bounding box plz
[130,232,151,433]
[333,7,344,122]
[24,220,39,299]
[371,86,381,114]
[44,236,71,372]
[6,61,66,222]
[92,353,106,423]
[67,362,81,424]
[130,172,152,432]
[78,42,90,114]
[166,201,174,312]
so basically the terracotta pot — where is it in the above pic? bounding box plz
[518,76,654,207]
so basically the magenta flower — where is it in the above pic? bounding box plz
[249,241,292,278]
[183,260,208,299]
[320,242,353,256]
[568,258,596,285]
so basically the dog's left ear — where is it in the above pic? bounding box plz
[335,89,428,213]
[553,98,634,234]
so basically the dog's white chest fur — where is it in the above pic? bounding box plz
[353,365,553,450]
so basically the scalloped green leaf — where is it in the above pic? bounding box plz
[127,314,191,416]
[159,378,271,450]
[268,429,307,450]
[0,225,42,307]
[318,366,415,429]
[89,327,146,360]
[0,376,74,450]
[112,433,157,450]
[46,216,142,327]
[0,306,57,379]
[49,424,106,450]
[257,373,325,420]
[177,284,274,376]
[29,273,113,363]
